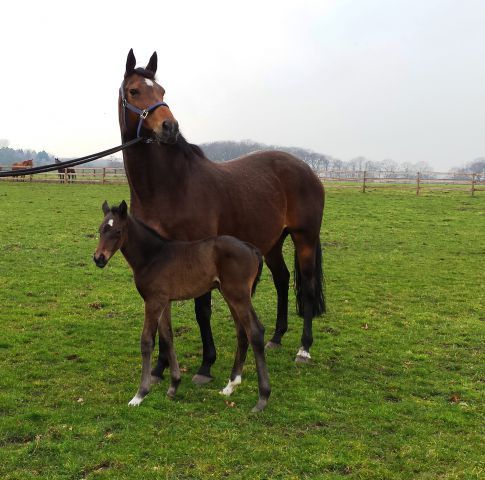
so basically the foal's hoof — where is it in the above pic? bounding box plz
[295,348,312,364]
[128,394,145,407]
[150,375,163,385]
[251,398,268,413]
[192,374,213,385]
[166,387,177,399]
[265,341,282,350]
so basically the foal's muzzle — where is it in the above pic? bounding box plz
[156,120,179,144]
[93,253,108,268]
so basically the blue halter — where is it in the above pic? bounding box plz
[120,81,169,140]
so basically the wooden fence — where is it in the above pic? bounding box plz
[317,170,484,196]
[0,165,483,195]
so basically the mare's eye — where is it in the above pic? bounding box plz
[129,89,139,96]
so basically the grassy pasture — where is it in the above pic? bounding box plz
[0,182,483,479]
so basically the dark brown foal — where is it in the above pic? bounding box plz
[93,201,270,412]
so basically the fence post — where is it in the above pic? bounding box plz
[362,170,367,193]
[416,172,421,195]
[471,173,476,196]
[64,170,68,184]
[102,168,106,184]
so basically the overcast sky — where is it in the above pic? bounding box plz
[1,0,484,170]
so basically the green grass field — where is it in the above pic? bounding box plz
[0,182,483,479]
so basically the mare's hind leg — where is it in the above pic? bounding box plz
[128,301,163,406]
[192,292,217,385]
[265,231,290,348]
[291,232,321,363]
[220,320,248,396]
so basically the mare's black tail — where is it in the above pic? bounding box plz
[294,239,325,317]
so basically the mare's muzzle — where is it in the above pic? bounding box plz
[93,253,108,268]
[155,120,179,144]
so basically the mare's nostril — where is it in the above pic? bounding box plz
[162,120,172,133]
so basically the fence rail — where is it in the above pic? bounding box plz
[0,165,483,195]
[317,170,484,195]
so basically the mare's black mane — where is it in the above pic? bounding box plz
[175,134,206,160]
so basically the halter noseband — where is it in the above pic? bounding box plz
[120,80,169,140]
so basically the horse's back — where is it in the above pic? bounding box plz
[215,150,324,240]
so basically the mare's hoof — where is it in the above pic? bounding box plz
[265,341,282,350]
[295,348,312,364]
[150,375,163,385]
[192,374,213,385]
[251,399,268,413]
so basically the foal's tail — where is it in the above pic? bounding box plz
[246,243,264,296]
[294,239,326,317]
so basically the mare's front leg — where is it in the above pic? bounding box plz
[192,292,217,384]
[128,301,162,406]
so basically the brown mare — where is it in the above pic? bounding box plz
[11,159,33,181]
[94,201,270,412]
[54,158,76,183]
[119,50,325,383]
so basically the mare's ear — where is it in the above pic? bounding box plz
[102,200,110,215]
[146,51,157,74]
[125,49,136,77]
[119,200,128,218]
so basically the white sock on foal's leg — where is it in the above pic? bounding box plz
[220,375,242,396]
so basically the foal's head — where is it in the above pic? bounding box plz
[120,49,179,144]
[93,200,128,268]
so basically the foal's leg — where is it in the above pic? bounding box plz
[220,319,248,396]
[265,231,290,348]
[230,301,270,412]
[192,292,217,385]
[247,307,271,412]
[151,303,172,383]
[128,301,162,406]
[158,307,182,398]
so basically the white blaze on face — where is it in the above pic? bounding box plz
[108,219,114,227]
[145,78,154,87]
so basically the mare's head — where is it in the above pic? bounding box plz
[93,200,129,268]
[120,49,179,144]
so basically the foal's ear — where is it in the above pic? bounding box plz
[119,200,128,218]
[125,49,136,77]
[146,51,157,74]
[102,200,110,215]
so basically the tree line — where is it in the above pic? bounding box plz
[200,140,436,175]
[1,137,484,174]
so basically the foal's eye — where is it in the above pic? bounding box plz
[129,89,139,96]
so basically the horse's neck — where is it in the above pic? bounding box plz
[123,141,193,202]
[121,216,166,271]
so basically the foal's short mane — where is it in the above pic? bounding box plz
[110,206,169,243]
